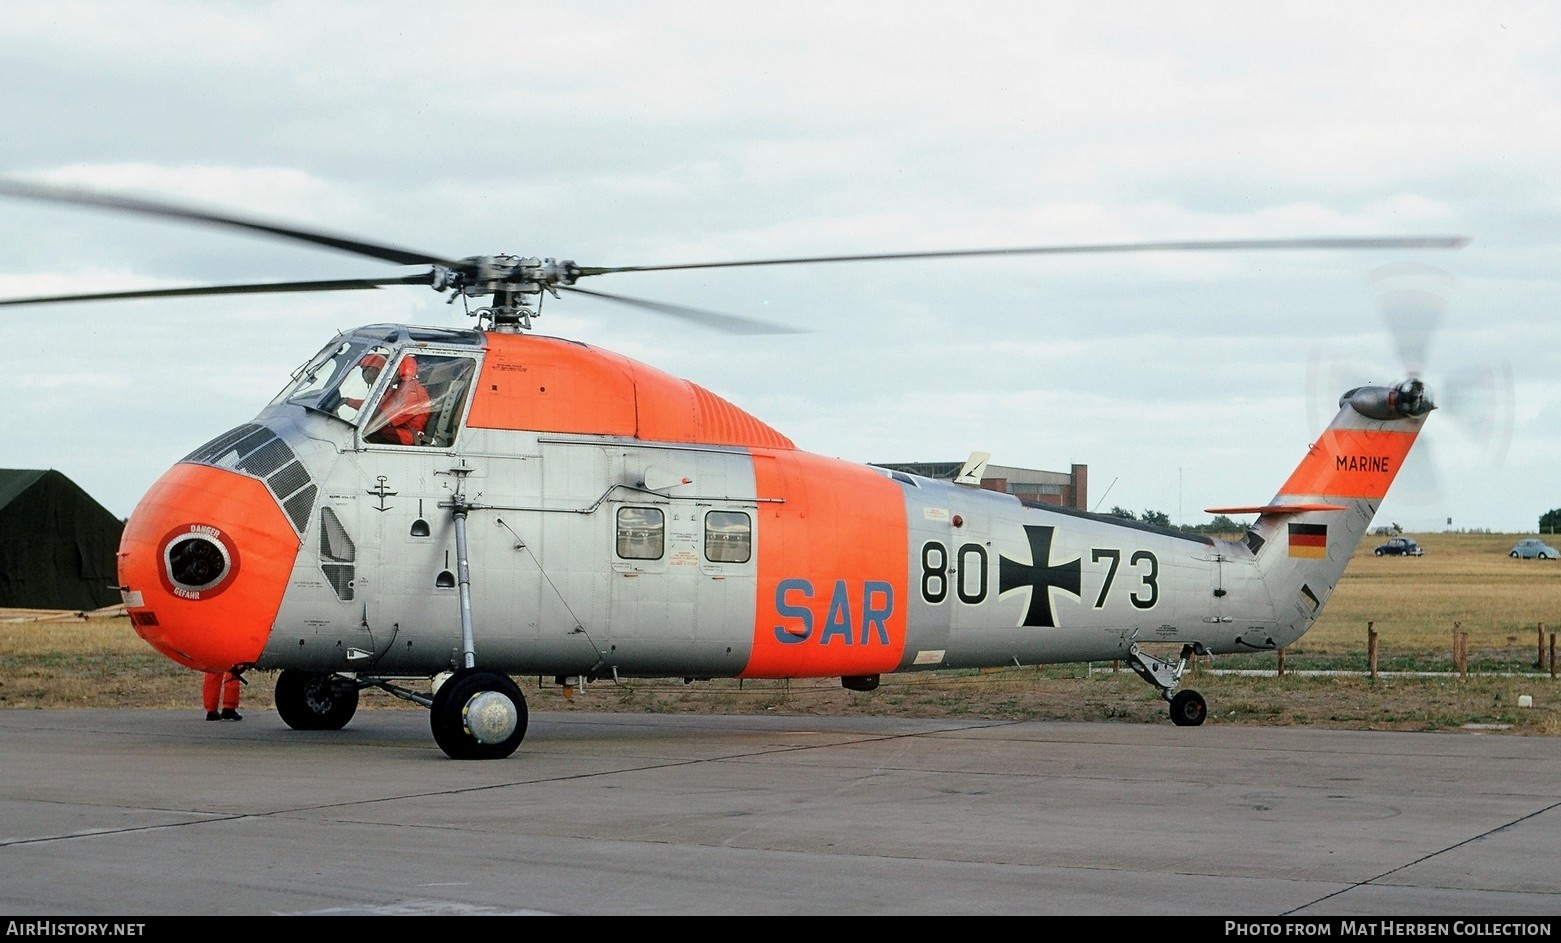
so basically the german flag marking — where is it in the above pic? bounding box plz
[1288,523,1328,559]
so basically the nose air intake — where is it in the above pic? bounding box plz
[165,529,235,595]
[121,423,313,673]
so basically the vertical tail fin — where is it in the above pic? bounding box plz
[1210,378,1434,643]
[1272,379,1433,513]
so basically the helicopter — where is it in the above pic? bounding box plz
[0,178,1462,759]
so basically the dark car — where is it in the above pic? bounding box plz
[1374,537,1424,557]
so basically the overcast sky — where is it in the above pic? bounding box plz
[4,1,1559,534]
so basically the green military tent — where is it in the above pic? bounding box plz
[0,469,125,611]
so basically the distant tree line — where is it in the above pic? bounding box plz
[1103,507,1251,535]
[1108,506,1561,536]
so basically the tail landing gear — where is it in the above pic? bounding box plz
[1126,643,1208,727]
[1169,688,1208,727]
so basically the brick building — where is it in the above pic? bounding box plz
[871,460,1088,511]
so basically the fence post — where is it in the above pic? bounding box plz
[1368,621,1378,679]
[1451,622,1464,678]
[1538,623,1546,670]
[1551,632,1556,679]
[1277,647,1285,677]
[1460,630,1470,679]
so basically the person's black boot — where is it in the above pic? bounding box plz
[220,708,243,721]
[206,711,221,721]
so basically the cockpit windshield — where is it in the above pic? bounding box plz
[268,325,485,447]
[270,333,388,419]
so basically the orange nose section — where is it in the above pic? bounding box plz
[119,464,301,672]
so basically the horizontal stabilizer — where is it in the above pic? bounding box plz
[1205,503,1349,515]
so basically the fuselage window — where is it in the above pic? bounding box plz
[704,510,752,563]
[616,507,665,560]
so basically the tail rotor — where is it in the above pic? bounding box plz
[1306,262,1513,524]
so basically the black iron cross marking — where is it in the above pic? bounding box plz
[368,476,397,512]
[998,525,1081,627]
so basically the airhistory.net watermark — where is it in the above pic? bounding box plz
[5,924,146,937]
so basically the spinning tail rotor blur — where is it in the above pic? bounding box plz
[1307,262,1513,527]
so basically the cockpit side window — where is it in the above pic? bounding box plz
[354,353,477,448]
[269,333,478,447]
[418,356,478,448]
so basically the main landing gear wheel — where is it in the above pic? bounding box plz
[275,669,360,730]
[429,667,528,760]
[1169,689,1208,727]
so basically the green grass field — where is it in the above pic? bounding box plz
[2,531,1557,734]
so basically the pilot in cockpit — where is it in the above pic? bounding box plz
[347,352,431,445]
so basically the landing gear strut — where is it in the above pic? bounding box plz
[420,475,529,759]
[1125,643,1208,727]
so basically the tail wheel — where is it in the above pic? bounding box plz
[275,669,359,731]
[430,667,528,760]
[1169,689,1207,727]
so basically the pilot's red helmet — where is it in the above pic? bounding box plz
[359,353,388,371]
[396,356,418,381]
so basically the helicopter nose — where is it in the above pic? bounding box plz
[118,463,301,673]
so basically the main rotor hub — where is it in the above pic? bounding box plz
[437,255,581,332]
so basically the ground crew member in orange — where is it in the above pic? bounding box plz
[203,669,242,721]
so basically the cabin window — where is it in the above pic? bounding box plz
[616,507,665,560]
[704,510,752,564]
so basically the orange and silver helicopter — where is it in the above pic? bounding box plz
[0,179,1463,759]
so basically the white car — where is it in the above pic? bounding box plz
[1510,539,1559,560]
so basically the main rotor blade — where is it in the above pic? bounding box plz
[0,274,435,307]
[575,235,1470,277]
[0,178,462,268]
[560,285,803,335]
